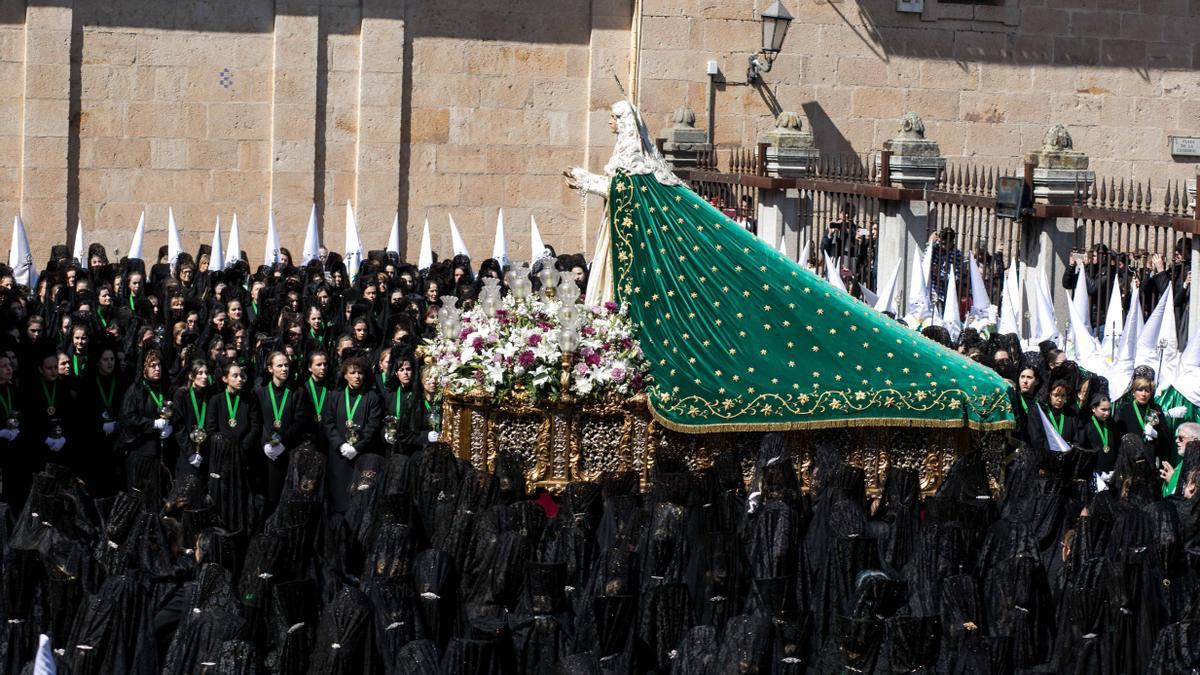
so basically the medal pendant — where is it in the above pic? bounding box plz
[1103,445,1109,453]
[273,419,282,430]
[315,414,321,423]
[46,407,55,416]
[228,418,237,428]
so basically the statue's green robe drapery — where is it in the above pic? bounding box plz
[607,171,1015,433]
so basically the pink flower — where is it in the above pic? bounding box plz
[574,363,589,376]
[517,351,536,368]
[581,325,596,336]
[611,367,626,383]
[459,327,471,340]
[538,321,552,331]
[528,333,541,347]
[471,336,483,350]
[604,301,619,314]
[585,352,602,367]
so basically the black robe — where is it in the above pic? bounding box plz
[321,386,382,513]
[1114,399,1171,462]
[254,382,311,505]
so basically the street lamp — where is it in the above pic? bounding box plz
[748,0,793,84]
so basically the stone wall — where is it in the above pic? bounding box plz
[636,0,1200,183]
[3,0,630,264]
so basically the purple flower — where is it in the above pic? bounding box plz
[621,338,633,350]
[581,325,596,336]
[604,301,619,314]
[574,363,589,376]
[538,321,552,331]
[471,336,483,350]
[528,333,541,347]
[517,351,536,368]
[579,346,594,359]
[585,352,602,367]
[611,367,626,383]
[630,372,644,390]
[459,327,471,340]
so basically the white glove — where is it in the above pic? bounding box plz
[1144,424,1158,441]
[153,418,167,430]
[0,429,15,441]
[1094,471,1113,492]
[746,491,762,514]
[1166,406,1187,419]
[159,424,173,439]
[426,431,440,443]
[45,437,65,451]
[189,453,202,468]
[264,443,285,461]
[339,443,358,460]
[102,421,117,435]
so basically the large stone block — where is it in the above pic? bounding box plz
[23,99,70,137]
[411,108,450,144]
[83,29,139,66]
[22,137,69,169]
[851,86,904,120]
[207,102,272,141]
[94,137,151,168]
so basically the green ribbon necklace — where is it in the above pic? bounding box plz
[268,383,289,427]
[0,383,12,418]
[1092,416,1110,453]
[72,353,86,376]
[189,387,207,426]
[40,379,57,414]
[394,389,406,418]
[96,376,115,413]
[308,379,327,420]
[144,381,163,408]
[344,388,363,424]
[225,390,241,426]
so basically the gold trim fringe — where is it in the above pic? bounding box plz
[646,396,1015,435]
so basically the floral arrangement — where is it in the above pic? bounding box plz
[423,294,650,403]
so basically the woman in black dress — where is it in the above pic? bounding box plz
[255,351,310,512]
[322,356,382,514]
[172,360,212,479]
[0,354,27,508]
[78,345,126,496]
[1113,374,1170,462]
[119,348,173,498]
[204,361,263,475]
[383,348,418,456]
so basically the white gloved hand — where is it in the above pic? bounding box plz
[189,453,203,468]
[102,421,117,435]
[46,437,65,451]
[159,424,173,439]
[153,418,167,430]
[264,443,285,461]
[0,429,15,441]
[1144,424,1158,441]
[1094,471,1113,492]
[426,431,440,443]
[1166,405,1187,419]
[340,443,358,460]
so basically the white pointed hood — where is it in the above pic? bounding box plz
[225,214,242,266]
[128,211,146,261]
[1107,286,1143,399]
[823,253,847,293]
[167,208,183,269]
[301,204,321,265]
[448,214,470,258]
[1069,264,1092,337]
[904,241,932,329]
[1035,404,1072,454]
[998,264,1022,338]
[531,215,547,262]
[417,218,433,270]
[776,232,787,256]
[966,252,997,331]
[33,633,55,675]
[209,217,225,272]
[264,212,281,266]
[1026,271,1061,348]
[1132,284,1180,394]
[1099,281,1124,362]
[942,268,963,342]
[8,215,37,288]
[872,259,901,315]
[492,209,509,268]
[344,201,362,280]
[798,239,811,271]
[1068,281,1104,374]
[1171,325,1200,406]
[387,213,400,255]
[72,219,85,266]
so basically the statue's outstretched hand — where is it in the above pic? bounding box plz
[563,168,581,190]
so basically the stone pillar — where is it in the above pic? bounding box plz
[877,113,943,313]
[20,2,74,259]
[1029,124,1094,205]
[660,106,709,171]
[1025,124,1092,316]
[354,2,405,249]
[758,111,818,178]
[269,5,319,245]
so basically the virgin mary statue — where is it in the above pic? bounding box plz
[564,100,1013,434]
[565,100,681,306]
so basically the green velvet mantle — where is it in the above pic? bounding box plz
[607,171,1015,433]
